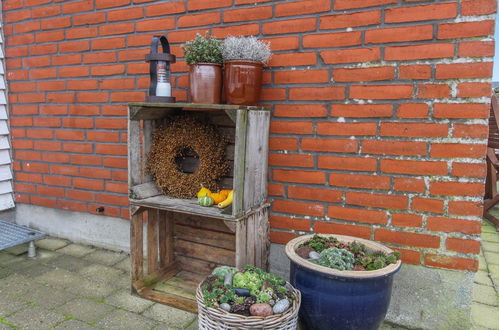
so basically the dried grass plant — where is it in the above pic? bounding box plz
[222,36,272,64]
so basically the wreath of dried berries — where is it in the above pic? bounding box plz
[146,116,230,199]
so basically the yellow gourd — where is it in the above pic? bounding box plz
[218,190,233,208]
[208,192,226,204]
[197,186,211,198]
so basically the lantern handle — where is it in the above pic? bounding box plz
[146,35,176,63]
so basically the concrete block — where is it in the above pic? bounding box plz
[94,309,156,330]
[142,303,196,327]
[4,305,66,330]
[104,289,154,313]
[56,298,115,323]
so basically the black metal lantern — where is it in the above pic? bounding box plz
[145,35,176,103]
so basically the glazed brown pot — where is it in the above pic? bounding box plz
[189,63,222,104]
[224,60,263,105]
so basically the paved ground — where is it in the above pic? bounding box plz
[0,221,497,329]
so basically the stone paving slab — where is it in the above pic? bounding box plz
[104,289,155,313]
[142,303,197,328]
[83,249,128,267]
[56,297,115,323]
[94,309,157,330]
[53,319,97,330]
[483,251,499,265]
[3,305,66,329]
[35,237,69,251]
[472,303,499,329]
[58,243,96,257]
[78,263,129,288]
[20,283,76,308]
[472,283,499,307]
[44,254,93,272]
[0,296,29,317]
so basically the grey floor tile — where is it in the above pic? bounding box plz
[93,309,157,330]
[35,238,69,251]
[53,318,97,330]
[3,305,66,330]
[58,243,96,258]
[83,249,127,267]
[142,303,196,328]
[104,289,154,313]
[56,297,115,323]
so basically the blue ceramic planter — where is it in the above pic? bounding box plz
[285,234,401,330]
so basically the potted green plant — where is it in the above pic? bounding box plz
[183,33,223,104]
[222,36,271,105]
[197,265,300,329]
[285,234,402,330]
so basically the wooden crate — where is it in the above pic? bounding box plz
[127,103,270,312]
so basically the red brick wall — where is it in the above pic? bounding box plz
[2,0,496,271]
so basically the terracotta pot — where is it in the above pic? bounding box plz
[224,60,263,106]
[189,63,222,104]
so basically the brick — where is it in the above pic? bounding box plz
[273,169,326,184]
[417,84,451,99]
[74,178,104,190]
[22,162,49,173]
[262,18,316,35]
[187,0,230,10]
[31,5,61,18]
[268,52,317,67]
[434,103,489,119]
[33,117,62,127]
[270,230,295,244]
[87,131,120,143]
[315,221,371,239]
[43,175,71,186]
[62,0,93,13]
[8,34,35,46]
[317,122,376,136]
[106,182,127,194]
[95,143,126,156]
[274,104,328,118]
[366,25,432,44]
[69,105,100,116]
[263,36,299,51]
[385,43,454,61]
[60,41,90,53]
[96,193,128,206]
[331,104,393,118]
[37,81,66,91]
[380,122,448,137]
[41,17,71,30]
[6,47,29,58]
[424,254,477,272]
[269,137,298,151]
[302,138,358,153]
[31,196,57,208]
[430,181,484,197]
[436,62,493,79]
[446,238,480,254]
[320,10,381,29]
[303,31,361,48]
[270,215,310,231]
[235,0,271,3]
[40,105,67,115]
[458,41,495,57]
[399,65,432,80]
[438,21,494,39]
[16,172,42,184]
[427,217,481,234]
[335,66,394,83]
[137,17,175,32]
[457,83,492,98]
[273,199,324,217]
[330,173,391,190]
[270,121,313,134]
[375,229,440,248]
[117,49,148,62]
[261,88,286,101]
[13,21,40,34]
[289,87,345,101]
[448,201,482,217]
[288,186,342,203]
[318,156,377,171]
[95,118,127,130]
[321,48,380,64]
[394,177,425,193]
[212,24,261,38]
[462,0,497,16]
[385,3,457,23]
[350,85,413,100]
[224,6,272,23]
[66,26,98,40]
[275,0,330,17]
[430,143,486,159]
[346,192,408,210]
[396,103,428,119]
[144,1,184,16]
[92,37,126,50]
[74,12,107,25]
[392,213,423,228]
[391,248,421,265]
[91,64,125,76]
[362,140,426,156]
[274,70,329,84]
[381,159,447,175]
[103,157,127,168]
[55,130,85,141]
[59,66,89,78]
[451,162,486,178]
[53,54,82,66]
[51,165,78,176]
[268,153,314,168]
[37,186,64,198]
[99,23,134,36]
[334,0,397,10]
[268,183,284,196]
[96,0,130,9]
[11,105,38,115]
[110,91,145,102]
[328,205,387,224]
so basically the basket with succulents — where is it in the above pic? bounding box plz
[196,265,300,330]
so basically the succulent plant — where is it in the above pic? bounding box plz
[222,36,272,64]
[311,247,355,271]
[182,33,223,65]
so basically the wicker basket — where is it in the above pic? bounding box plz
[196,280,301,330]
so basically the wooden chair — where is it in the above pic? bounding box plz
[483,93,499,230]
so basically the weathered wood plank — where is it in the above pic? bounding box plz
[235,218,248,268]
[232,109,248,217]
[128,120,141,187]
[130,213,144,282]
[159,210,174,268]
[138,289,197,313]
[175,223,235,251]
[175,213,235,233]
[130,182,162,199]
[147,209,159,274]
[176,255,218,275]
[175,238,235,266]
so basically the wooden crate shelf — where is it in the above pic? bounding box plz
[128,102,270,312]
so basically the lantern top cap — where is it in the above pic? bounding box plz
[146,35,176,63]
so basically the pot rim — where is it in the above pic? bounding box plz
[224,59,264,66]
[191,62,223,67]
[285,234,402,279]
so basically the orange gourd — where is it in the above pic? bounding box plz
[208,192,227,204]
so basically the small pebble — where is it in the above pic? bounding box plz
[309,251,320,259]
[234,288,251,296]
[224,273,233,287]
[220,303,231,312]
[273,299,290,314]
[249,303,273,317]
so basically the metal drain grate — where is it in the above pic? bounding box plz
[0,220,45,251]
